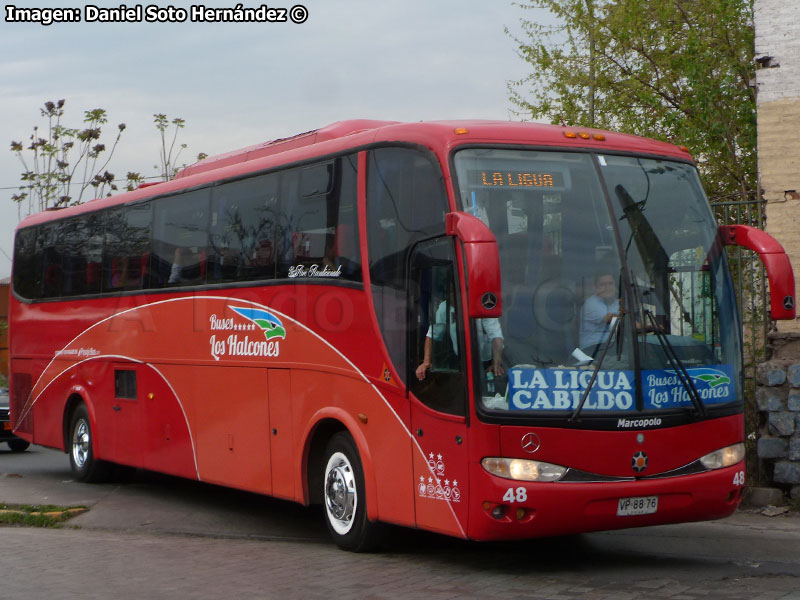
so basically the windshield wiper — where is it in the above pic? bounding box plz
[643,309,707,416]
[569,314,623,423]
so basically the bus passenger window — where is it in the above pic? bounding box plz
[209,173,278,282]
[38,225,62,298]
[103,205,152,292]
[277,154,361,281]
[152,189,210,287]
[13,228,41,300]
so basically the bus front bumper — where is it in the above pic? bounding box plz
[466,461,744,541]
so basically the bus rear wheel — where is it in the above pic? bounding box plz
[322,432,381,552]
[68,404,111,483]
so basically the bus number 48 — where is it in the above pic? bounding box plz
[503,487,528,503]
[733,471,745,486]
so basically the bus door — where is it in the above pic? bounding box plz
[408,238,470,536]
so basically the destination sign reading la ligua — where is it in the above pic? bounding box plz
[507,364,735,411]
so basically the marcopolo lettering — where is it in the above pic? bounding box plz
[617,418,662,429]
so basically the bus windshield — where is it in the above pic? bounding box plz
[453,148,742,420]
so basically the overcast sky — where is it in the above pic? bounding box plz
[0,0,550,279]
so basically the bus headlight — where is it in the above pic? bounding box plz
[481,457,567,482]
[699,443,745,470]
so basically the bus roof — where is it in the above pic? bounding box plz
[17,119,694,229]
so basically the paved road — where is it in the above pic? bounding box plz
[2,445,800,599]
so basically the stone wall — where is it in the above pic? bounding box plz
[755,333,800,501]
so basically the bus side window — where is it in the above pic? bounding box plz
[329,154,361,280]
[152,189,210,288]
[209,172,279,282]
[13,227,42,300]
[38,225,62,298]
[408,238,466,416]
[103,204,152,292]
[276,154,361,281]
[56,219,88,296]
[367,147,449,386]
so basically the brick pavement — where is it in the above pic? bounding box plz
[1,525,800,600]
[2,446,800,598]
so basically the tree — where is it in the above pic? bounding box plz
[10,102,207,217]
[507,0,757,204]
[153,113,208,181]
[9,100,136,216]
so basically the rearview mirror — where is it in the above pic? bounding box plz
[445,212,502,318]
[720,224,796,320]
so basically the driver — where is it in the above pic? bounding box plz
[579,271,620,352]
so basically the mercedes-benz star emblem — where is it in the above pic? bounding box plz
[632,451,648,473]
[521,432,541,454]
[784,296,795,311]
[481,292,498,310]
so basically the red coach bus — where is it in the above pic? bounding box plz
[8,120,796,550]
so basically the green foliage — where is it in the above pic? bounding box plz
[152,113,207,181]
[9,100,142,216]
[10,102,205,214]
[508,0,757,203]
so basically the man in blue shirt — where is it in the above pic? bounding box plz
[579,271,619,351]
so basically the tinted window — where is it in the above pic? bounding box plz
[38,224,62,298]
[367,147,448,384]
[103,204,152,292]
[409,238,466,415]
[114,369,137,399]
[277,154,361,281]
[209,173,279,282]
[367,148,447,288]
[13,153,362,299]
[12,228,40,299]
[14,217,103,300]
[152,189,210,287]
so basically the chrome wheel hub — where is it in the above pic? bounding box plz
[324,451,356,535]
[72,419,90,468]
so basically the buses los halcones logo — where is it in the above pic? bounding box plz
[209,306,286,361]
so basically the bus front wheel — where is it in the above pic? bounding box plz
[322,432,381,552]
[68,404,111,483]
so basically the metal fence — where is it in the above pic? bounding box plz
[712,199,770,380]
[712,198,769,482]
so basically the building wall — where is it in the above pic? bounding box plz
[755,0,800,332]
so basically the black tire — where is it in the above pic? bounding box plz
[7,439,30,453]
[322,432,382,552]
[68,404,111,483]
